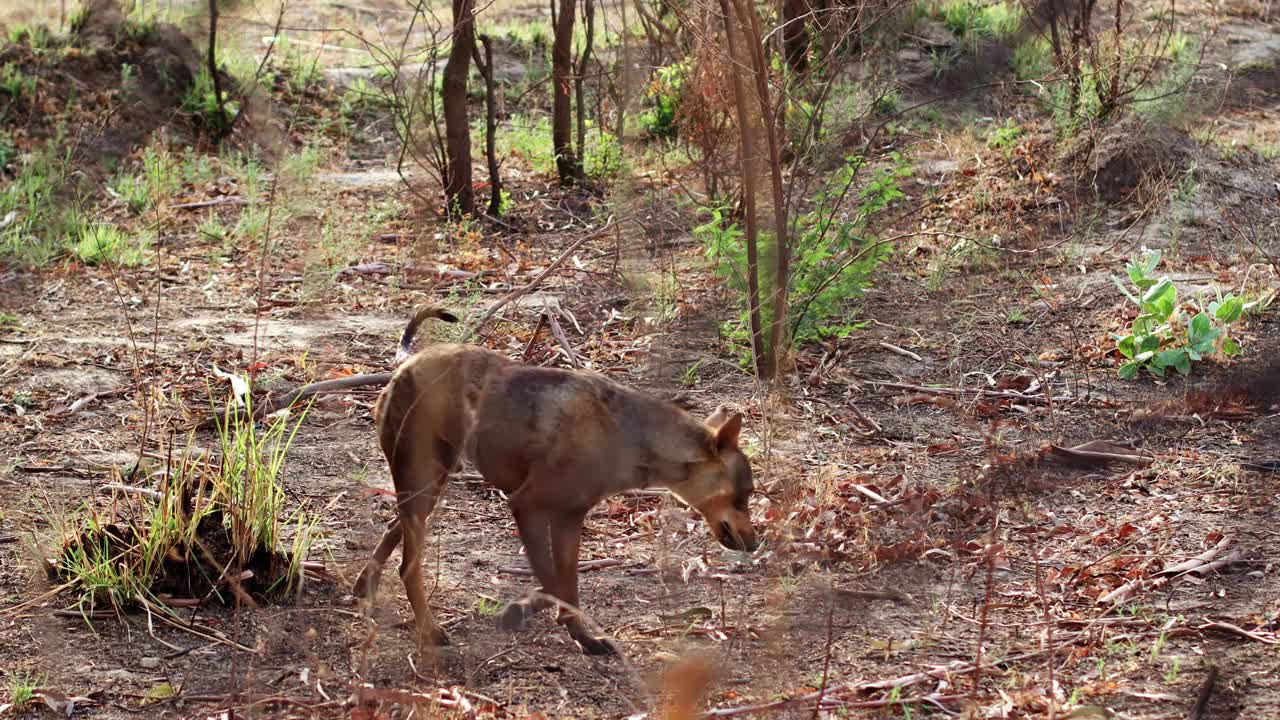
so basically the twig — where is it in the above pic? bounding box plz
[1197,622,1279,644]
[878,342,922,362]
[99,484,163,501]
[845,401,881,434]
[520,313,547,361]
[868,380,1068,405]
[171,196,247,210]
[835,588,912,604]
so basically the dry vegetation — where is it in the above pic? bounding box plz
[1,0,1279,717]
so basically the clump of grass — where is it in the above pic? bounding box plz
[52,395,318,617]
[73,224,151,267]
[5,671,41,712]
[0,62,36,99]
[936,0,1024,41]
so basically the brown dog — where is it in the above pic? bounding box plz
[353,306,758,654]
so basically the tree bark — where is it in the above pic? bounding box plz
[442,0,477,216]
[552,0,584,184]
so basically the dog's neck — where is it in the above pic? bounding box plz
[608,389,715,491]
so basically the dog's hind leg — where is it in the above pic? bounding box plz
[399,509,448,647]
[352,516,402,603]
[497,502,558,632]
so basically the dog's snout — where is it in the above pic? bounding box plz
[717,520,759,553]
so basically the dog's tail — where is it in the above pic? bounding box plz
[393,305,459,366]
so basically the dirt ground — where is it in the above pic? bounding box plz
[2,0,1279,718]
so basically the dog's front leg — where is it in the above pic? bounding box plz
[551,509,617,655]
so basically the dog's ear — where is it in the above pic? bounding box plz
[714,413,742,451]
[704,405,733,431]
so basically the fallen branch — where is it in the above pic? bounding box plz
[1196,621,1279,645]
[1101,537,1241,605]
[1047,440,1154,467]
[1156,536,1235,578]
[248,372,392,421]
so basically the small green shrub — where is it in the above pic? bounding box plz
[987,118,1022,150]
[937,0,1023,41]
[585,129,623,179]
[639,62,688,140]
[110,173,151,213]
[1111,250,1253,378]
[700,154,908,354]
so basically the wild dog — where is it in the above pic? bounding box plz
[353,306,758,655]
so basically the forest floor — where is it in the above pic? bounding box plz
[1,0,1279,718]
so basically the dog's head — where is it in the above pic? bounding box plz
[672,406,759,553]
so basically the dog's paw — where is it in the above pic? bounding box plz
[497,600,533,632]
[351,566,381,601]
[577,635,619,656]
[421,626,451,647]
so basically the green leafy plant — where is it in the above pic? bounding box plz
[987,118,1022,150]
[639,62,688,140]
[1111,250,1247,378]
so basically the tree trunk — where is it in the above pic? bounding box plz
[473,35,503,217]
[552,0,583,184]
[442,0,477,216]
[207,0,229,139]
[780,0,809,73]
[735,0,789,378]
[575,0,595,168]
[719,0,768,378]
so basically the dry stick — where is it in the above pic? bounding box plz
[812,579,836,720]
[868,380,1071,405]
[520,313,547,361]
[497,558,621,576]
[545,312,581,367]
[878,341,923,362]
